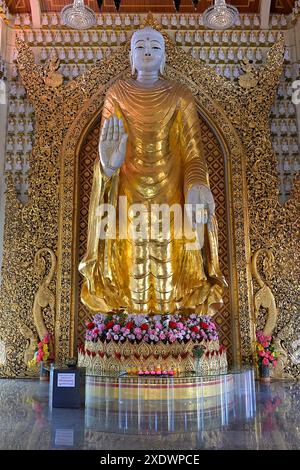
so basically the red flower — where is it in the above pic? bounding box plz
[106,321,114,330]
[87,322,95,330]
[93,328,99,335]
[200,322,209,329]
[141,323,149,331]
[169,321,177,329]
[192,326,199,333]
[125,322,134,330]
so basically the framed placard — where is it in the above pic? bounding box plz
[57,372,75,388]
[55,429,74,446]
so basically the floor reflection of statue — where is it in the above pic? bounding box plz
[79,27,226,315]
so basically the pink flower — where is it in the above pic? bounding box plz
[134,327,141,335]
[38,342,43,349]
[113,324,120,333]
[259,351,265,357]
[159,332,166,340]
[43,334,50,344]
[262,358,269,366]
[273,361,277,368]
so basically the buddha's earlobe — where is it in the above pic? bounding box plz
[160,56,166,75]
[130,52,135,76]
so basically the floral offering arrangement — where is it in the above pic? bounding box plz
[255,331,278,368]
[27,333,54,367]
[79,312,227,374]
[84,313,219,345]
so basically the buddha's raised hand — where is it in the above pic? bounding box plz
[99,115,128,177]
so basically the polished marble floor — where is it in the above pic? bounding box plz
[0,377,299,450]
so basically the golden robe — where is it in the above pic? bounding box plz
[79,79,226,315]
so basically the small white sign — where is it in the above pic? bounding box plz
[55,428,74,446]
[57,373,75,388]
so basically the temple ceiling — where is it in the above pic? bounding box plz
[4,0,296,15]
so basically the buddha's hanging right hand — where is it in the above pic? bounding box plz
[99,115,128,177]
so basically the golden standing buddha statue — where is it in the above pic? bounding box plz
[79,27,226,315]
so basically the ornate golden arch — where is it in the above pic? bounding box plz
[69,70,246,364]
[0,19,299,378]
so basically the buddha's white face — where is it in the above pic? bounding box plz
[131,30,165,74]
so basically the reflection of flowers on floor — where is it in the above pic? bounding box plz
[26,396,47,426]
[261,395,282,433]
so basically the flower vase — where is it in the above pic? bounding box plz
[259,364,270,383]
[39,361,50,381]
[194,357,201,375]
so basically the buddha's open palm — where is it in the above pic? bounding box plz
[99,115,128,177]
